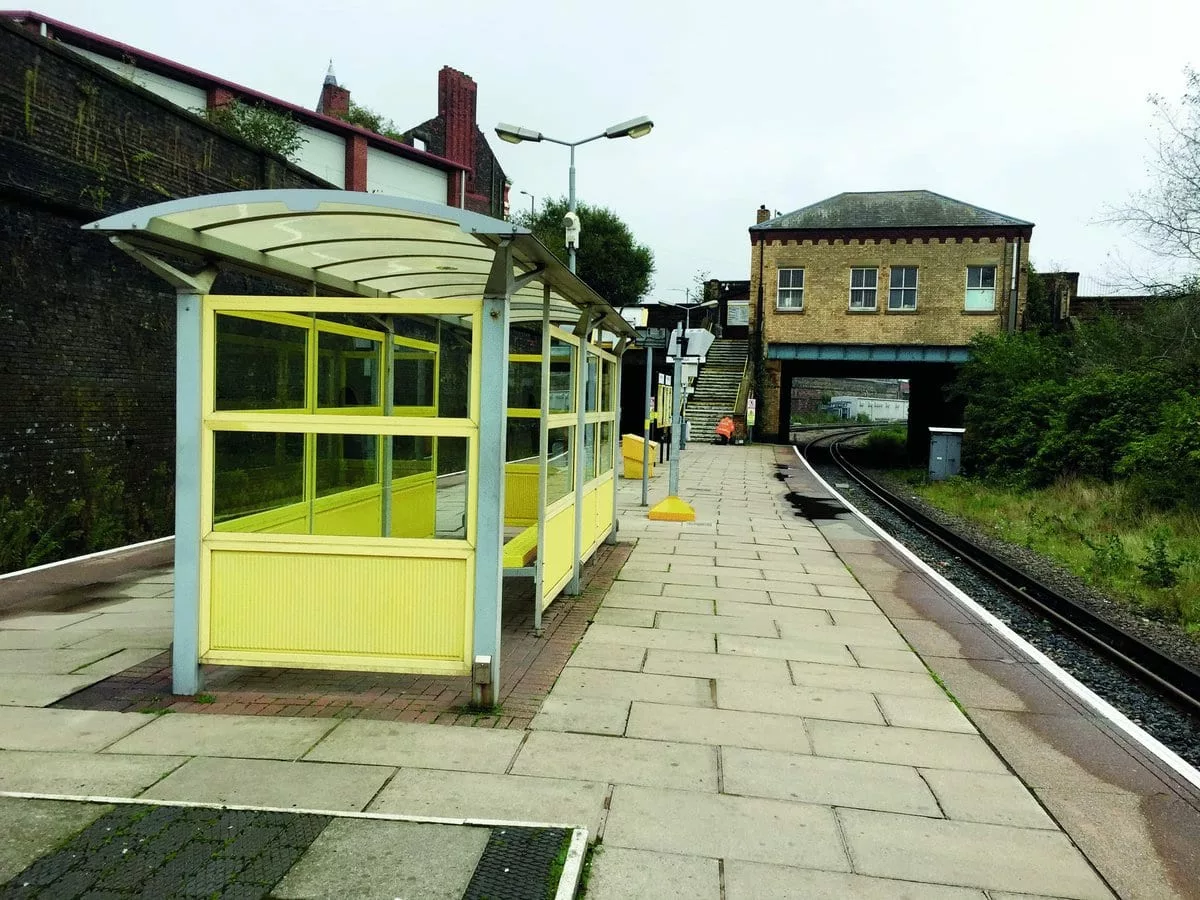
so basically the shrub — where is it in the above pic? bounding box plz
[1119,393,1200,510]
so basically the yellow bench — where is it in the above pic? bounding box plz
[503,524,539,572]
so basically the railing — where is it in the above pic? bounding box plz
[733,354,752,416]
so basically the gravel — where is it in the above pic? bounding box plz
[806,446,1200,771]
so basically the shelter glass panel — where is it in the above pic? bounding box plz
[583,422,597,480]
[318,330,382,409]
[585,353,600,412]
[393,344,436,410]
[546,426,573,503]
[601,360,615,412]
[506,418,540,463]
[316,433,378,498]
[213,431,305,528]
[508,361,541,410]
[550,340,575,413]
[598,421,613,475]
[214,314,306,411]
[438,319,473,419]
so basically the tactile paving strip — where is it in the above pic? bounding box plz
[461,826,573,900]
[0,805,332,899]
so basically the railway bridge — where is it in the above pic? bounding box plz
[747,191,1033,454]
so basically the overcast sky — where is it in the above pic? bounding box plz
[27,0,1200,298]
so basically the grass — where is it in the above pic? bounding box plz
[576,842,602,897]
[903,473,1200,633]
[545,831,573,899]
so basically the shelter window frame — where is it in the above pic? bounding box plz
[849,267,878,310]
[965,265,997,311]
[202,296,480,547]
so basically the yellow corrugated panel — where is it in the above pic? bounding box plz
[208,549,468,665]
[596,476,614,537]
[504,463,540,527]
[542,501,575,608]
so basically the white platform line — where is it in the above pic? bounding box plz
[0,536,173,582]
[793,444,1200,793]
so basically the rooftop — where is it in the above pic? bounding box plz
[752,190,1033,231]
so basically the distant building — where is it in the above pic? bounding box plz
[2,11,509,214]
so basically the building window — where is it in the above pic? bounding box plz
[965,266,997,310]
[849,267,877,310]
[888,266,918,310]
[777,268,804,309]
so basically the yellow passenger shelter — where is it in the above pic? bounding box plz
[85,191,636,704]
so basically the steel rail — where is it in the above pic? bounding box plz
[804,430,1200,718]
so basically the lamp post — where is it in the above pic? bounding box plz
[519,190,536,215]
[495,116,654,274]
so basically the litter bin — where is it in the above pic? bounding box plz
[621,434,659,479]
[928,427,964,481]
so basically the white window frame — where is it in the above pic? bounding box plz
[888,266,918,310]
[965,265,997,311]
[777,268,805,310]
[849,267,878,310]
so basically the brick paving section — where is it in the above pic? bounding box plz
[53,543,631,729]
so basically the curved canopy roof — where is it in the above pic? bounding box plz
[84,190,637,340]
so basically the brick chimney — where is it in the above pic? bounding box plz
[756,204,771,224]
[439,66,478,183]
[317,61,350,120]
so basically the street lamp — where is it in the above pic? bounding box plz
[518,190,536,215]
[495,116,654,274]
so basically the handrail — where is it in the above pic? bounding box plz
[733,354,751,416]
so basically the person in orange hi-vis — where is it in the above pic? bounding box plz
[715,416,735,445]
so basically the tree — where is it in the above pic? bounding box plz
[513,198,654,306]
[1111,68,1200,283]
[201,100,306,162]
[342,102,405,142]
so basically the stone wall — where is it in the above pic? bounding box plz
[0,20,326,564]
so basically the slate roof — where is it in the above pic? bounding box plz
[751,190,1033,231]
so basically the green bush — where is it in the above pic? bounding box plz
[1119,393,1200,510]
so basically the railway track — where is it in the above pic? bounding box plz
[800,429,1200,719]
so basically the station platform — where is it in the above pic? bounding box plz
[1,445,1198,897]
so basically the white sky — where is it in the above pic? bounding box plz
[28,0,1200,298]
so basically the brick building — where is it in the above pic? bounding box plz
[747,190,1033,442]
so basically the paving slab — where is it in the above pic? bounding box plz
[370,768,607,834]
[717,633,856,666]
[550,666,713,706]
[70,647,165,679]
[654,611,779,637]
[0,749,185,795]
[788,660,945,698]
[850,645,929,673]
[662,583,771,604]
[0,630,90,650]
[618,569,716,587]
[142,756,392,811]
[920,769,1058,829]
[624,701,812,753]
[876,693,977,733]
[589,606,657,627]
[563,641,646,672]
[56,629,175,652]
[716,679,886,725]
[511,730,717,791]
[529,696,631,736]
[714,601,835,626]
[0,798,113,882]
[304,719,523,773]
[643,648,793,683]
[0,674,101,707]
[838,807,1113,899]
[900,619,1019,660]
[604,784,848,869]
[807,719,1010,773]
[0,707,148,752]
[272,818,487,900]
[766,591,880,612]
[579,622,716,651]
[602,580,664,597]
[104,712,337,760]
[600,592,713,615]
[723,746,940,815]
[585,847,720,900]
[0,648,114,674]
[724,861,988,900]
[777,621,908,649]
[0,612,103,631]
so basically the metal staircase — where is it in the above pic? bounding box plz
[685,338,750,442]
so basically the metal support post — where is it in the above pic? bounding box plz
[173,288,206,696]
[568,320,590,595]
[473,247,512,707]
[606,346,623,543]
[567,144,577,274]
[641,344,651,506]
[381,319,394,538]
[669,325,683,498]
[534,285,551,633]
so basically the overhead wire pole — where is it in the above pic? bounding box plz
[648,322,695,522]
[641,342,651,506]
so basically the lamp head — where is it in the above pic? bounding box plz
[495,123,543,144]
[604,116,654,140]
